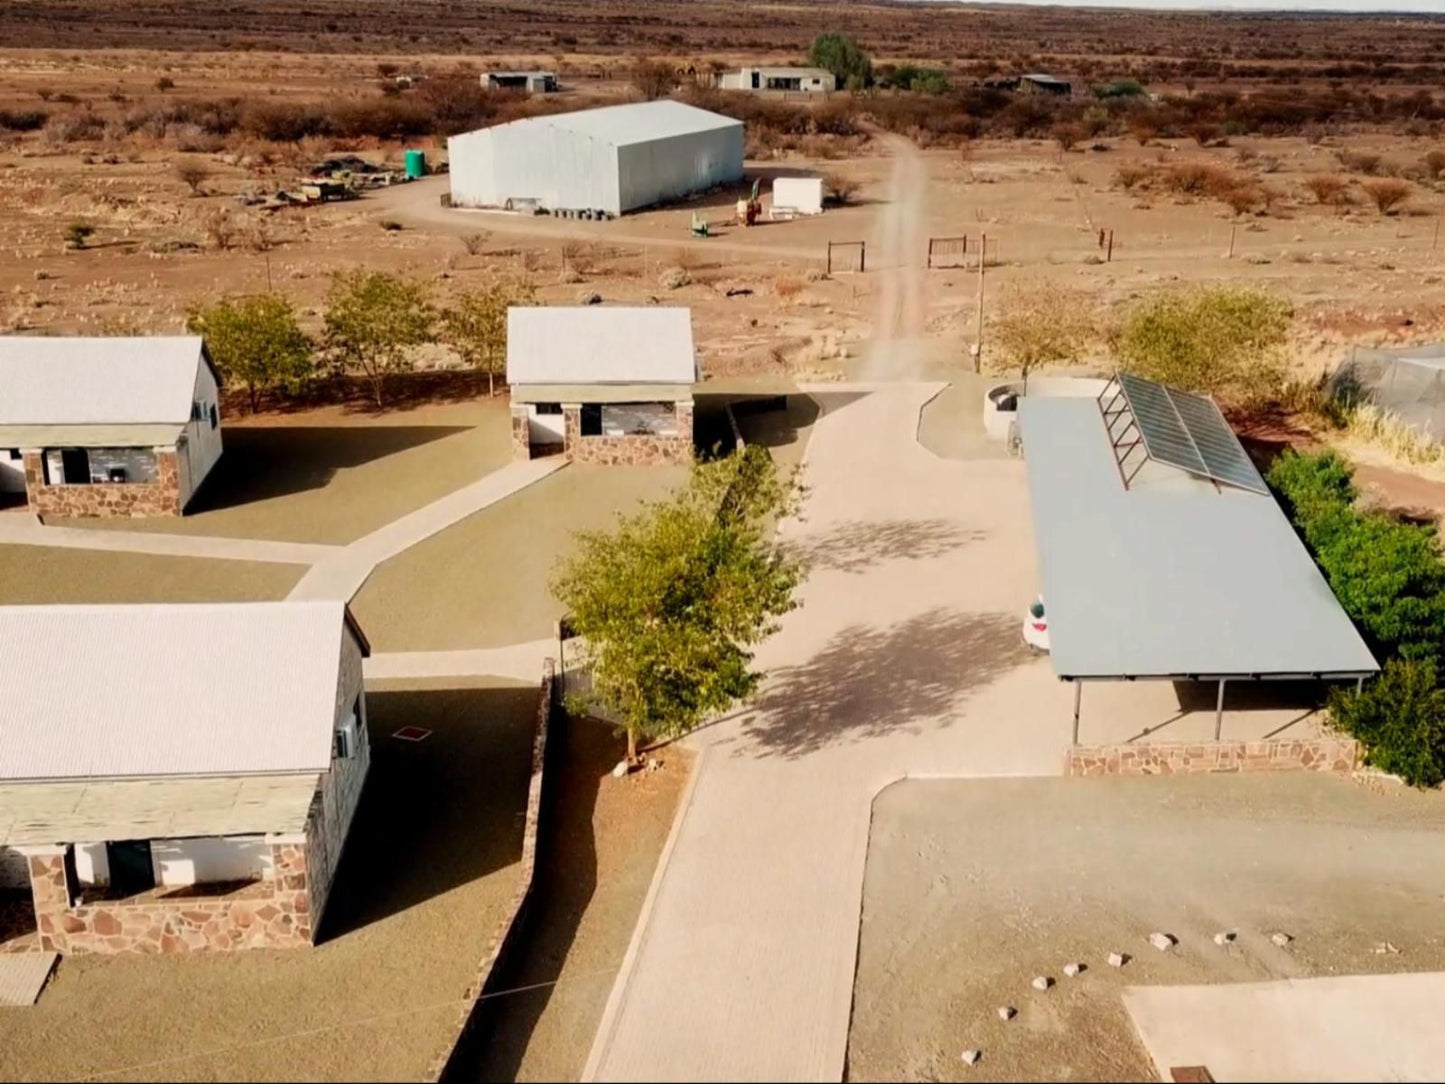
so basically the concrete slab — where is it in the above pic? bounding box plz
[1125,972,1445,1082]
[0,953,57,1007]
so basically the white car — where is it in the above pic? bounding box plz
[1022,597,1050,652]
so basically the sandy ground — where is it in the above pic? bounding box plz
[48,398,514,544]
[0,542,301,601]
[351,465,687,651]
[0,677,539,1083]
[455,715,693,1083]
[849,773,1445,1083]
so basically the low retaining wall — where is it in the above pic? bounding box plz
[427,658,555,1083]
[1068,737,1359,777]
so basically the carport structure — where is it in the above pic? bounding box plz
[1020,373,1379,743]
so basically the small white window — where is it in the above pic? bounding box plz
[334,716,358,759]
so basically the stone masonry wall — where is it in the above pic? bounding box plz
[1068,737,1359,777]
[562,403,694,466]
[25,840,313,955]
[510,406,532,461]
[23,448,182,518]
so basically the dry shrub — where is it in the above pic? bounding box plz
[1051,121,1085,152]
[202,208,237,250]
[1337,149,1382,175]
[1114,162,1153,190]
[174,158,210,195]
[459,231,488,256]
[1424,150,1445,181]
[1362,177,1411,214]
[773,278,803,301]
[1162,161,1230,196]
[0,109,47,132]
[822,172,861,206]
[1217,180,1265,215]
[45,111,106,143]
[1303,174,1349,206]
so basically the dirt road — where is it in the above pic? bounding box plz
[862,133,930,380]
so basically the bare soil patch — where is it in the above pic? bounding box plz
[49,398,513,545]
[352,464,686,652]
[0,543,301,602]
[0,677,538,1083]
[455,714,693,1082]
[850,774,1445,1083]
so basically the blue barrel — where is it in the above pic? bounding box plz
[404,149,426,179]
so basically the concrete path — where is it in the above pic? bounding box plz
[289,457,564,602]
[365,639,556,684]
[1125,972,1445,1082]
[584,380,1079,1082]
[0,516,337,565]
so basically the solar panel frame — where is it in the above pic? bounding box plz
[1112,372,1268,495]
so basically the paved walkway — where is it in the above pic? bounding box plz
[0,516,337,565]
[585,381,1075,1082]
[365,639,556,684]
[289,457,564,601]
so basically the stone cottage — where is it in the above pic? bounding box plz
[506,306,697,465]
[0,335,223,517]
[0,600,370,955]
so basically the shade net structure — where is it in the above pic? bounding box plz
[1329,343,1445,442]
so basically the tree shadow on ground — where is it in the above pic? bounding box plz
[788,517,988,574]
[186,425,469,513]
[318,683,539,941]
[693,393,823,459]
[450,713,612,1082]
[738,608,1027,759]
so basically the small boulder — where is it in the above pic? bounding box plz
[1213,931,1236,946]
[1031,976,1052,991]
[961,1049,981,1066]
[659,266,690,290]
[1063,963,1085,978]
[611,760,629,778]
[1107,952,1127,968]
[1271,931,1293,947]
[1148,932,1176,951]
[997,1006,1015,1021]
[577,289,602,305]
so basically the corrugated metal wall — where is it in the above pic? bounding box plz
[617,125,745,213]
[448,122,741,215]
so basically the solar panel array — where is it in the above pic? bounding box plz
[1114,372,1268,494]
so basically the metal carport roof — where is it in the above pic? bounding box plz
[1019,394,1378,682]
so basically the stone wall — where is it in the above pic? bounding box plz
[25,842,313,954]
[307,629,370,931]
[427,658,555,1082]
[562,403,694,466]
[510,406,531,460]
[1067,737,1359,777]
[23,448,183,518]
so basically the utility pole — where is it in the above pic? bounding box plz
[973,233,986,373]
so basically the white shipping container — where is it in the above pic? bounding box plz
[772,177,824,216]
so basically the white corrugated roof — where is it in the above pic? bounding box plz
[490,100,741,148]
[507,307,697,386]
[0,601,360,781]
[0,336,207,426]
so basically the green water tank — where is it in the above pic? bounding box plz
[404,149,426,179]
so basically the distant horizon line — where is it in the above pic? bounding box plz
[915,0,1445,13]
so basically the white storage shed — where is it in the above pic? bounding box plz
[447,100,745,216]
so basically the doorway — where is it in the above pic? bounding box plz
[60,448,90,485]
[106,840,156,895]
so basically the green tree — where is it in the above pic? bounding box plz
[187,293,314,414]
[809,33,872,89]
[1329,659,1445,788]
[439,278,536,397]
[990,279,1097,390]
[323,270,433,408]
[1114,286,1292,404]
[552,446,802,763]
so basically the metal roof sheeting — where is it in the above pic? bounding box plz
[0,336,206,426]
[493,100,741,148]
[1020,395,1379,680]
[0,601,359,781]
[507,307,697,386]
[0,774,320,844]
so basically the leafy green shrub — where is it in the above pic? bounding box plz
[1114,285,1291,404]
[1265,448,1355,527]
[1329,660,1445,787]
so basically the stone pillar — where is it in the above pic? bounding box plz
[22,846,70,953]
[675,401,694,447]
[20,449,45,505]
[154,448,182,515]
[562,405,581,463]
[269,841,313,944]
[510,406,532,461]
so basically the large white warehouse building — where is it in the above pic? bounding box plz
[447,100,745,216]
